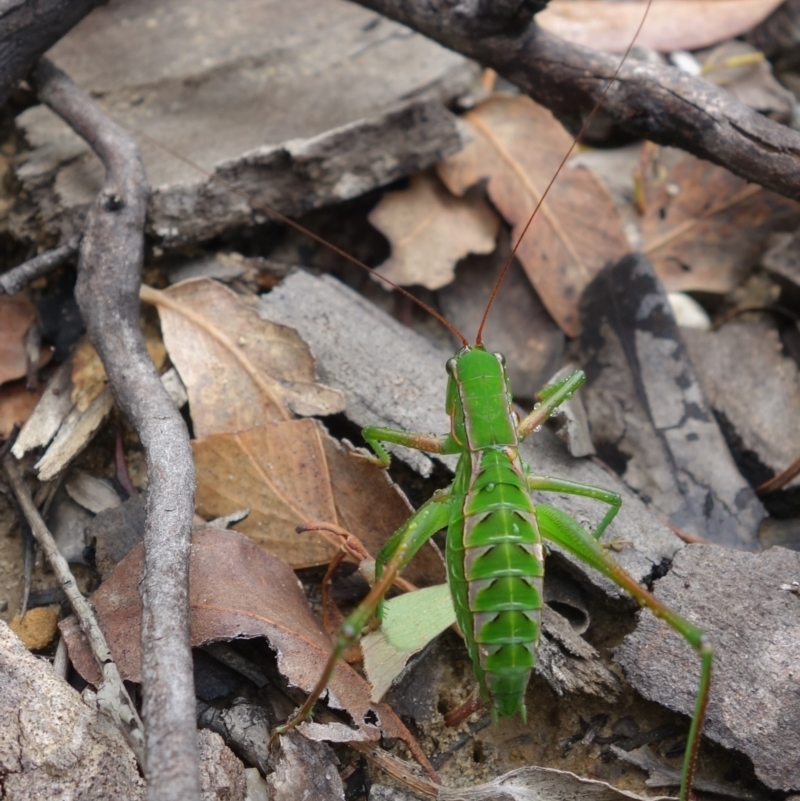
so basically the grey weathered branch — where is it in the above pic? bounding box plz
[28,58,200,801]
[352,0,800,202]
[0,0,105,108]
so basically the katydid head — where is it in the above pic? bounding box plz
[445,345,518,450]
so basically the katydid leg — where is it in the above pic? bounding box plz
[272,494,451,739]
[536,504,712,801]
[361,426,454,467]
[518,370,586,439]
[527,476,621,540]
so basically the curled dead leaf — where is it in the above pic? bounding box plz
[369,171,499,290]
[438,94,628,336]
[141,279,344,436]
[59,527,427,752]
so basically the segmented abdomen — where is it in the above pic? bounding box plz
[446,448,544,719]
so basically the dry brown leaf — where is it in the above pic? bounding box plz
[194,418,340,568]
[141,279,345,437]
[59,527,425,750]
[538,0,784,54]
[0,294,36,387]
[368,171,499,290]
[438,94,628,337]
[0,379,43,437]
[639,143,800,292]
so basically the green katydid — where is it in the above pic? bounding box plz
[130,0,711,796]
[262,6,712,801]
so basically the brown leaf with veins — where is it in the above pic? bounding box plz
[639,143,800,293]
[438,94,628,337]
[58,527,429,756]
[538,0,784,54]
[141,279,344,437]
[321,434,445,588]
[369,171,499,290]
[194,418,340,568]
[0,294,36,387]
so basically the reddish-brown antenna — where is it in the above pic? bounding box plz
[475,0,653,346]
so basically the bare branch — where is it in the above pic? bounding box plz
[0,0,105,107]
[29,58,200,801]
[1,450,145,765]
[352,0,800,202]
[0,235,80,295]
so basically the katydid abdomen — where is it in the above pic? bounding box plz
[445,346,545,719]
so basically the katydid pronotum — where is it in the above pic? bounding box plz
[134,1,711,798]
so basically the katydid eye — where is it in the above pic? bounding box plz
[446,358,457,376]
[494,352,506,366]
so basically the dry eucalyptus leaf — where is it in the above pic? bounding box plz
[639,143,800,293]
[194,418,340,568]
[0,294,36,386]
[59,527,425,751]
[438,94,628,337]
[538,0,784,54]
[369,171,499,290]
[320,433,445,588]
[141,279,344,437]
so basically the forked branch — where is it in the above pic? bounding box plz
[352,0,800,202]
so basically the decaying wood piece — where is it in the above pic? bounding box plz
[28,59,200,801]
[617,544,800,793]
[579,254,765,548]
[0,619,145,799]
[10,0,477,248]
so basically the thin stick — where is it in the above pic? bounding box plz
[2,450,145,765]
[0,235,80,295]
[30,57,200,801]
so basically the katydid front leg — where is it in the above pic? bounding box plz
[537,504,712,801]
[271,492,450,741]
[360,425,455,468]
[518,370,586,439]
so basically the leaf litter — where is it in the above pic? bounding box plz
[438,94,629,337]
[4,13,800,800]
[58,527,433,772]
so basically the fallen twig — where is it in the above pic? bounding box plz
[29,58,200,801]
[352,0,800,203]
[1,449,145,765]
[0,235,80,295]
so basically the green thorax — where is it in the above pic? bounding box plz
[446,346,518,451]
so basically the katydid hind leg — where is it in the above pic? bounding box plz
[527,475,621,539]
[537,503,712,801]
[272,494,451,738]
